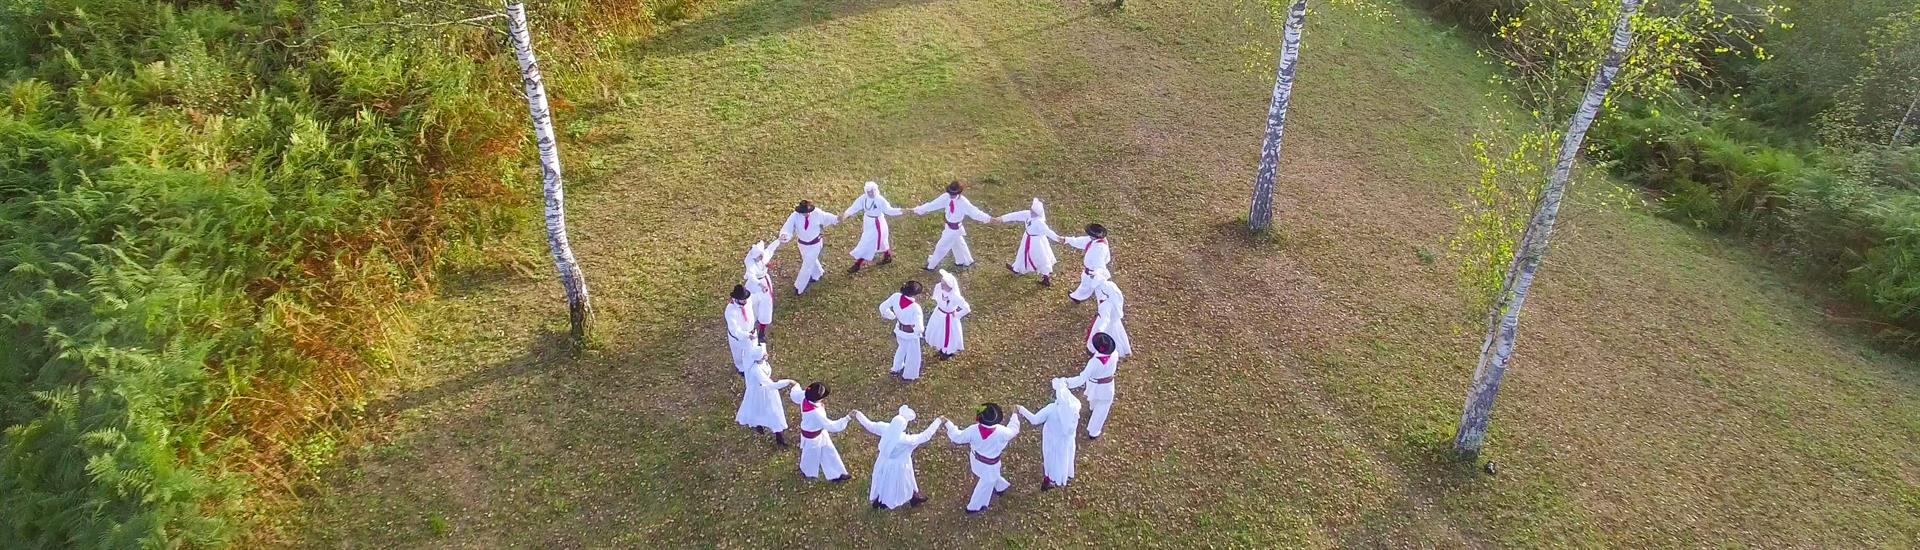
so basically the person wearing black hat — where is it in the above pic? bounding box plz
[944,402,1021,513]
[1065,332,1121,440]
[910,180,993,271]
[877,280,928,380]
[724,284,758,374]
[778,200,841,295]
[843,181,905,273]
[788,382,854,481]
[1052,222,1113,303]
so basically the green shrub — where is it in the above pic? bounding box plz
[0,0,698,545]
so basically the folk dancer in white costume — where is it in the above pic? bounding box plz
[734,343,796,446]
[843,181,904,273]
[877,280,928,380]
[852,406,946,509]
[789,382,853,482]
[742,240,781,340]
[1053,223,1112,303]
[923,270,973,360]
[944,403,1020,513]
[1085,278,1132,358]
[723,284,758,374]
[910,181,992,270]
[997,198,1060,287]
[1066,333,1120,440]
[777,200,841,295]
[1017,378,1083,490]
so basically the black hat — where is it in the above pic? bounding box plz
[1092,332,1116,354]
[1085,223,1108,238]
[901,280,923,296]
[976,403,1003,425]
[805,382,830,402]
[795,200,815,214]
[730,284,750,301]
[946,180,964,195]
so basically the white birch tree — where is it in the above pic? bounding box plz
[1452,0,1641,456]
[1247,0,1306,233]
[506,1,593,342]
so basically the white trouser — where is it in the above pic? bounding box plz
[1069,268,1109,301]
[927,227,974,269]
[1086,398,1113,438]
[966,461,1009,511]
[798,439,848,479]
[727,336,753,373]
[891,330,923,379]
[1086,315,1132,356]
[795,242,825,293]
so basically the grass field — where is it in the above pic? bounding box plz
[295,0,1920,546]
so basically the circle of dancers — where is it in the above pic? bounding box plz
[724,179,1134,513]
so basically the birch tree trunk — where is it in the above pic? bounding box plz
[1247,0,1306,233]
[507,1,593,342]
[1890,93,1918,148]
[1452,0,1641,457]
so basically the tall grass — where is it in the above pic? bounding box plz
[0,0,698,545]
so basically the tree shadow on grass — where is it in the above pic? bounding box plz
[364,324,574,420]
[641,0,944,59]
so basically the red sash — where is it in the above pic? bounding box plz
[801,429,823,439]
[972,453,1000,465]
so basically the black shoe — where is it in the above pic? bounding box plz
[1005,263,1017,274]
[872,500,885,510]
[880,253,894,265]
[1040,275,1052,287]
[754,427,766,434]
[848,260,865,274]
[1041,479,1054,491]
[833,475,853,483]
[908,493,927,507]
[1069,297,1084,304]
[774,432,789,447]
[965,508,984,514]
[924,266,936,272]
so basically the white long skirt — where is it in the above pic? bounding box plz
[1010,233,1057,275]
[734,382,788,431]
[924,309,965,354]
[849,216,893,261]
[1041,432,1077,484]
[868,456,919,508]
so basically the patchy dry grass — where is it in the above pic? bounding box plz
[295,0,1920,547]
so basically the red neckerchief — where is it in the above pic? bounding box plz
[978,424,995,438]
[802,400,818,413]
[898,295,913,309]
[1097,355,1112,365]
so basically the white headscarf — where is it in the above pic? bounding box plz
[864,181,880,197]
[937,269,961,302]
[879,404,914,458]
[1051,377,1082,419]
[1030,197,1045,219]
[745,241,767,267]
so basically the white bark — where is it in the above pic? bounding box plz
[1248,0,1306,233]
[507,1,593,340]
[1453,0,1641,456]
[1891,94,1918,148]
